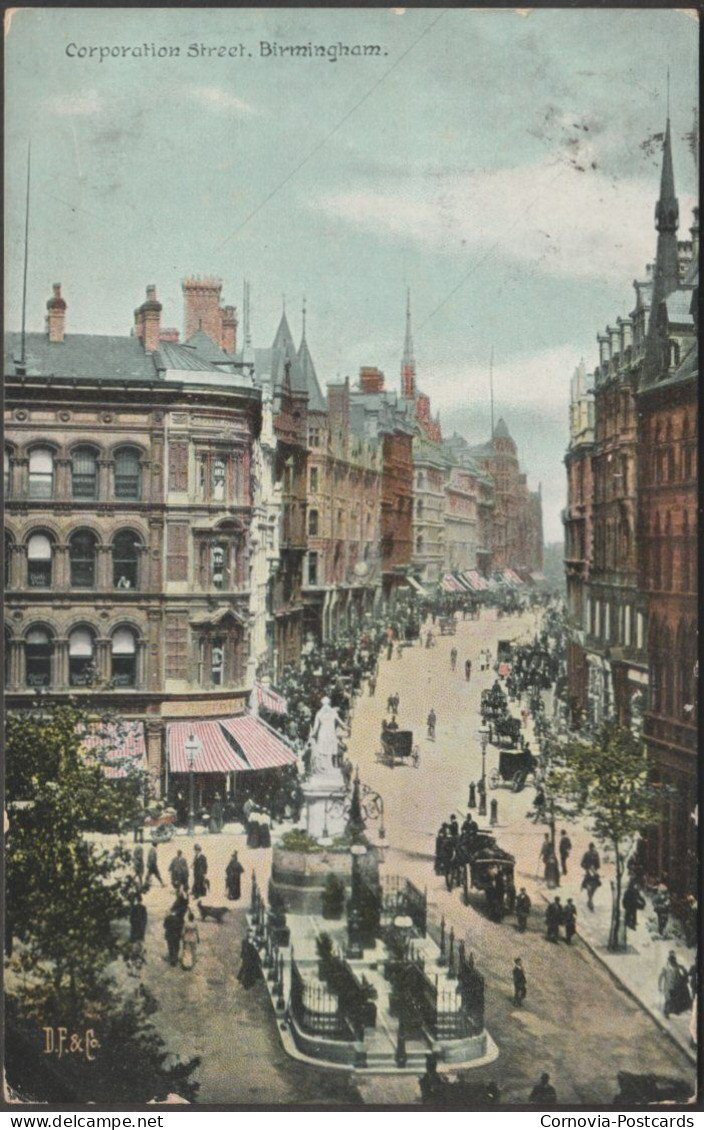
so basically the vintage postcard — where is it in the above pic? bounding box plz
[3,4,699,1111]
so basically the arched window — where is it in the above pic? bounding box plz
[28,447,54,499]
[114,447,141,500]
[308,509,319,537]
[113,530,140,589]
[68,627,96,687]
[663,515,673,590]
[417,498,424,519]
[4,449,11,498]
[111,627,138,687]
[71,446,99,500]
[26,626,53,687]
[416,535,424,554]
[666,446,675,482]
[27,533,53,587]
[70,530,98,588]
[652,515,661,590]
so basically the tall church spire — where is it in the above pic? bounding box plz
[645,110,681,380]
[401,287,416,399]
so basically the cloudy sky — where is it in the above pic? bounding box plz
[5,7,698,541]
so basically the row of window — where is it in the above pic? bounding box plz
[587,598,644,651]
[6,529,142,590]
[7,624,141,689]
[5,446,142,502]
[650,621,697,721]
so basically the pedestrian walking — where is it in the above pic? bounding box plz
[237,930,263,989]
[529,1073,557,1105]
[653,886,671,936]
[163,911,182,967]
[580,841,601,873]
[563,898,577,944]
[427,709,437,740]
[387,640,394,662]
[180,911,200,971]
[558,830,572,876]
[133,845,145,887]
[168,849,189,892]
[539,834,559,887]
[146,843,165,887]
[465,659,472,683]
[450,647,458,672]
[192,844,209,899]
[226,850,245,901]
[129,894,147,944]
[545,897,561,943]
[368,674,376,697]
[515,888,531,932]
[622,880,645,931]
[581,867,601,912]
[659,951,691,1019]
[512,957,527,1006]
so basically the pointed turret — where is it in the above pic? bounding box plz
[297,298,326,413]
[645,113,682,382]
[401,287,416,399]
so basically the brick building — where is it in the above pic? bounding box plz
[563,360,595,722]
[349,368,415,606]
[636,122,698,897]
[4,281,268,796]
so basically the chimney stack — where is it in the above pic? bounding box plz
[327,378,350,459]
[359,366,385,394]
[221,304,238,353]
[182,276,223,343]
[46,283,66,343]
[135,284,163,353]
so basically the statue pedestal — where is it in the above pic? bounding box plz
[303,768,347,839]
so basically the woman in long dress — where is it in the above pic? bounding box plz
[226,851,245,901]
[181,912,200,971]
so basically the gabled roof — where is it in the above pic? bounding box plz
[4,331,157,382]
[159,338,234,373]
[268,311,307,395]
[184,329,234,366]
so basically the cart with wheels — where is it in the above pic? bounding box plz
[376,729,420,768]
[488,748,537,792]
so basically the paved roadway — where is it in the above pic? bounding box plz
[129,607,693,1105]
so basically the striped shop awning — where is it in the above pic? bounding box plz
[503,568,525,587]
[464,570,489,591]
[80,720,146,779]
[168,716,297,774]
[219,715,297,771]
[442,574,464,593]
[168,720,250,774]
[254,683,288,715]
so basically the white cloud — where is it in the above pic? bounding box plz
[316,161,695,286]
[49,91,103,116]
[186,86,254,115]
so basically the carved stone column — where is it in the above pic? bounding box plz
[9,638,24,689]
[145,720,165,798]
[148,519,164,590]
[97,459,111,503]
[9,544,25,591]
[97,545,112,592]
[54,637,69,689]
[146,609,162,691]
[13,457,29,498]
[54,458,71,501]
[95,637,111,684]
[54,544,70,590]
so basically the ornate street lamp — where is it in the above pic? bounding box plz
[347,842,368,959]
[184,733,201,837]
[476,725,490,817]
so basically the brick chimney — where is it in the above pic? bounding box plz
[182,276,223,343]
[46,283,66,343]
[134,285,163,353]
[359,366,385,394]
[327,378,350,459]
[221,305,238,353]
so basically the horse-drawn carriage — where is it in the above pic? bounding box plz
[376,728,420,768]
[487,713,523,751]
[480,686,507,724]
[465,833,515,920]
[438,616,456,636]
[488,747,537,792]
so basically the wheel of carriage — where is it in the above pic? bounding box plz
[412,745,421,768]
[489,768,500,789]
[511,770,527,793]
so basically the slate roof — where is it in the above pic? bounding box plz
[4,331,157,382]
[665,288,695,325]
[184,330,235,366]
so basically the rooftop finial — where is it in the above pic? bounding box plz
[401,287,416,397]
[666,65,670,120]
[282,293,286,314]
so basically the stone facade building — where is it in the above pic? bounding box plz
[4,282,261,795]
[563,360,595,722]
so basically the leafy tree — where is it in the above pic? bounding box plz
[5,701,200,1101]
[546,722,662,950]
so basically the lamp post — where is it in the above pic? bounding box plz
[392,914,414,1068]
[184,733,201,837]
[477,725,490,817]
[347,842,368,959]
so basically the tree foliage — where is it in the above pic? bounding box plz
[546,721,662,948]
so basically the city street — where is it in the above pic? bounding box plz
[124,606,694,1105]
